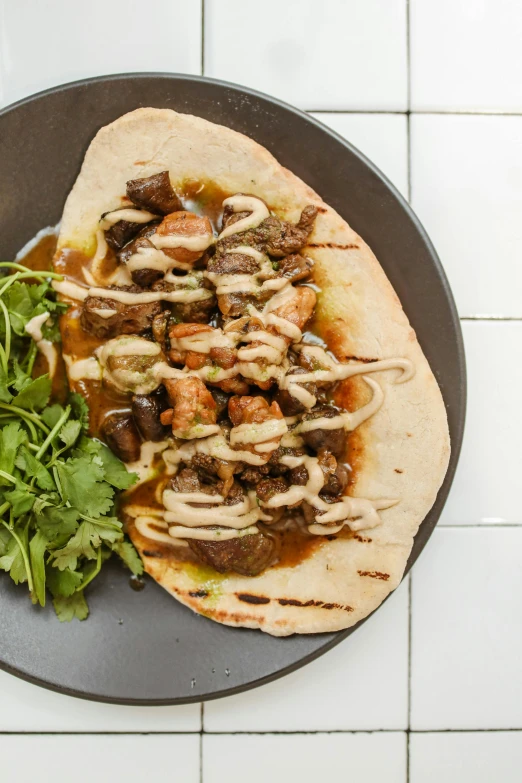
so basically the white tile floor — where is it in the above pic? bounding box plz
[1,1,521,781]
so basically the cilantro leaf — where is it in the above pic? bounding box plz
[69,393,89,431]
[46,564,83,598]
[0,365,13,403]
[15,446,55,491]
[6,282,36,335]
[12,375,51,411]
[29,531,48,607]
[41,403,65,429]
[112,541,143,576]
[0,422,26,485]
[56,457,114,518]
[58,420,81,450]
[11,360,32,392]
[53,591,89,622]
[0,525,28,585]
[95,442,138,490]
[0,526,11,557]
[4,488,35,517]
[35,505,79,542]
[51,522,99,571]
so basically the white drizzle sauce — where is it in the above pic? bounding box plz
[125,440,169,485]
[63,355,102,382]
[64,192,416,548]
[218,195,270,239]
[24,313,58,378]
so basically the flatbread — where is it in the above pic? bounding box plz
[55,108,450,636]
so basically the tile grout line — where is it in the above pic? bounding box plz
[308,109,522,116]
[201,0,205,76]
[199,732,203,783]
[1,729,521,735]
[460,316,522,321]
[406,2,412,777]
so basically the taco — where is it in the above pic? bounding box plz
[53,108,450,636]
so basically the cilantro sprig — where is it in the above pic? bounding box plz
[0,262,142,621]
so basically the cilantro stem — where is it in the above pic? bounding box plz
[36,405,70,461]
[0,518,34,594]
[0,403,50,435]
[75,546,102,592]
[0,343,7,377]
[0,271,20,298]
[0,501,9,516]
[0,470,18,486]
[0,298,11,368]
[25,340,38,376]
[0,470,35,492]
[78,513,122,531]
[52,466,64,502]
[0,262,63,280]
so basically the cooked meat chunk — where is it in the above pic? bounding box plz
[256,476,288,502]
[189,454,220,483]
[210,388,230,419]
[118,221,162,287]
[221,204,252,231]
[228,395,283,427]
[275,367,317,415]
[152,310,170,350]
[278,253,313,283]
[162,376,217,437]
[215,376,250,395]
[80,288,162,339]
[102,413,142,463]
[172,297,218,324]
[188,532,276,577]
[104,216,144,251]
[126,171,181,215]
[210,346,237,369]
[154,211,213,265]
[321,463,349,497]
[152,278,217,324]
[272,285,316,331]
[169,467,203,494]
[287,464,309,486]
[217,205,318,257]
[239,464,271,487]
[132,390,169,442]
[168,322,214,368]
[301,405,346,457]
[216,291,259,318]
[207,252,260,276]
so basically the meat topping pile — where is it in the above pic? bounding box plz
[66,171,409,576]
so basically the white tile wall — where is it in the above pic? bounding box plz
[310,113,409,197]
[204,0,408,110]
[1,0,521,780]
[0,734,200,783]
[205,580,409,732]
[411,528,522,729]
[203,733,407,783]
[0,0,202,107]
[441,322,522,525]
[410,0,522,112]
[0,669,201,732]
[411,114,522,317]
[410,732,522,783]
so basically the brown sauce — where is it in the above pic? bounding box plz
[50,180,365,573]
[19,231,57,273]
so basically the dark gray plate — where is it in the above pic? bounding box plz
[0,74,465,705]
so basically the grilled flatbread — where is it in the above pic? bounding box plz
[54,109,450,636]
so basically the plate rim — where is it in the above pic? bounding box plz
[0,71,466,706]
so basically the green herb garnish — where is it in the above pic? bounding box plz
[0,263,142,621]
